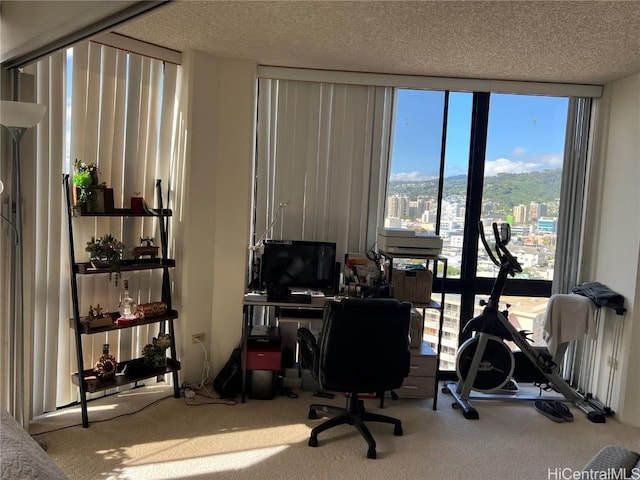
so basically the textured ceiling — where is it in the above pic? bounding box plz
[113,0,640,85]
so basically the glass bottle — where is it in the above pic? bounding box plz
[118,279,137,320]
[94,343,117,381]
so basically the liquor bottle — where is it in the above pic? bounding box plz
[94,343,117,381]
[116,279,137,325]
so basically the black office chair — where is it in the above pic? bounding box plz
[297,297,411,459]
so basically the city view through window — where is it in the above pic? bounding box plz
[385,90,569,369]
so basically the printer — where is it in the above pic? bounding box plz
[377,227,443,256]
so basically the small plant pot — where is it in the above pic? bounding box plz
[144,352,167,368]
[90,259,111,270]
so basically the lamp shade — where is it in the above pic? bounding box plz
[0,101,47,128]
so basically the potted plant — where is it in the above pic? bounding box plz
[85,234,125,284]
[73,159,114,213]
[142,333,171,367]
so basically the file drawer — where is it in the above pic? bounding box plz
[397,376,436,399]
[246,347,282,371]
[398,341,437,399]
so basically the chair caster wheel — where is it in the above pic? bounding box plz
[367,448,377,459]
[308,409,318,420]
[393,425,403,436]
[442,386,450,394]
[452,402,460,409]
[308,437,318,447]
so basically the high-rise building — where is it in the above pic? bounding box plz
[387,195,410,218]
[529,202,548,221]
[513,204,528,224]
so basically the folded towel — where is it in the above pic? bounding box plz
[542,293,596,355]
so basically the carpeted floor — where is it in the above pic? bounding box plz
[28,383,640,480]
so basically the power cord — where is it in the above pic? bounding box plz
[183,339,239,405]
[193,336,211,390]
[31,394,173,436]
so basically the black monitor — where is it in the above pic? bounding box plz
[260,240,337,294]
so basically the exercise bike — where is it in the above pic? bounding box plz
[443,222,606,423]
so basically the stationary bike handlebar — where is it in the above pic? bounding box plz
[478,222,522,275]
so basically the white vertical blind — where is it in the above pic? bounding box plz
[1,41,183,421]
[254,78,393,263]
[33,50,69,413]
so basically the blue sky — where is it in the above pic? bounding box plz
[390,90,569,181]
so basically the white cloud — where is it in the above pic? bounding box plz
[390,171,437,182]
[484,153,563,176]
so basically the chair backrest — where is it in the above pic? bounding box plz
[317,298,411,393]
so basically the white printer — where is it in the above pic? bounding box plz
[377,227,443,256]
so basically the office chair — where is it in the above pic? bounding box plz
[297,297,411,459]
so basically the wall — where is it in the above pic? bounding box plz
[175,50,255,383]
[173,58,640,427]
[583,71,640,427]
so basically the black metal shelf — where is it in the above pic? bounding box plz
[63,174,180,427]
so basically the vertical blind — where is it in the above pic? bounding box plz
[254,79,393,263]
[0,41,181,423]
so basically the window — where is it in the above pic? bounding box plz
[385,89,580,370]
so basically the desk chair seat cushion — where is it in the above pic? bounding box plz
[317,298,411,394]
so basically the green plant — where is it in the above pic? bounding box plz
[85,234,125,284]
[142,333,171,367]
[73,159,105,207]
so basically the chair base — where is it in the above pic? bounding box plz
[308,392,403,459]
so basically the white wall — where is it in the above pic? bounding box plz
[583,71,640,427]
[174,51,255,383]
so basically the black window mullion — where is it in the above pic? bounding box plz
[459,92,490,336]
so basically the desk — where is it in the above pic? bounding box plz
[241,296,332,402]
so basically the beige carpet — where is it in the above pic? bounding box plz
[29,383,640,480]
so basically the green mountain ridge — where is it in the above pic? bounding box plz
[387,169,562,214]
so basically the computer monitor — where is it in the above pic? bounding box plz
[260,240,337,294]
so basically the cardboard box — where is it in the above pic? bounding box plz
[392,268,433,304]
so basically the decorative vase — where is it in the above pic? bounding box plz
[94,344,118,381]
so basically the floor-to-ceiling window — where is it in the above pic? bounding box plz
[385,89,573,372]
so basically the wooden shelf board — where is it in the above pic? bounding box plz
[72,358,181,393]
[72,208,172,217]
[76,310,178,334]
[74,258,175,274]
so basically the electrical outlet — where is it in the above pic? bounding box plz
[192,332,205,344]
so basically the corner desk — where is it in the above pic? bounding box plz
[240,292,442,407]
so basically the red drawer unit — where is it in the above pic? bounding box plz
[246,346,282,371]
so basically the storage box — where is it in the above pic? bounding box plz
[392,268,433,304]
[409,308,424,348]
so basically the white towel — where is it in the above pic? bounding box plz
[542,293,596,355]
